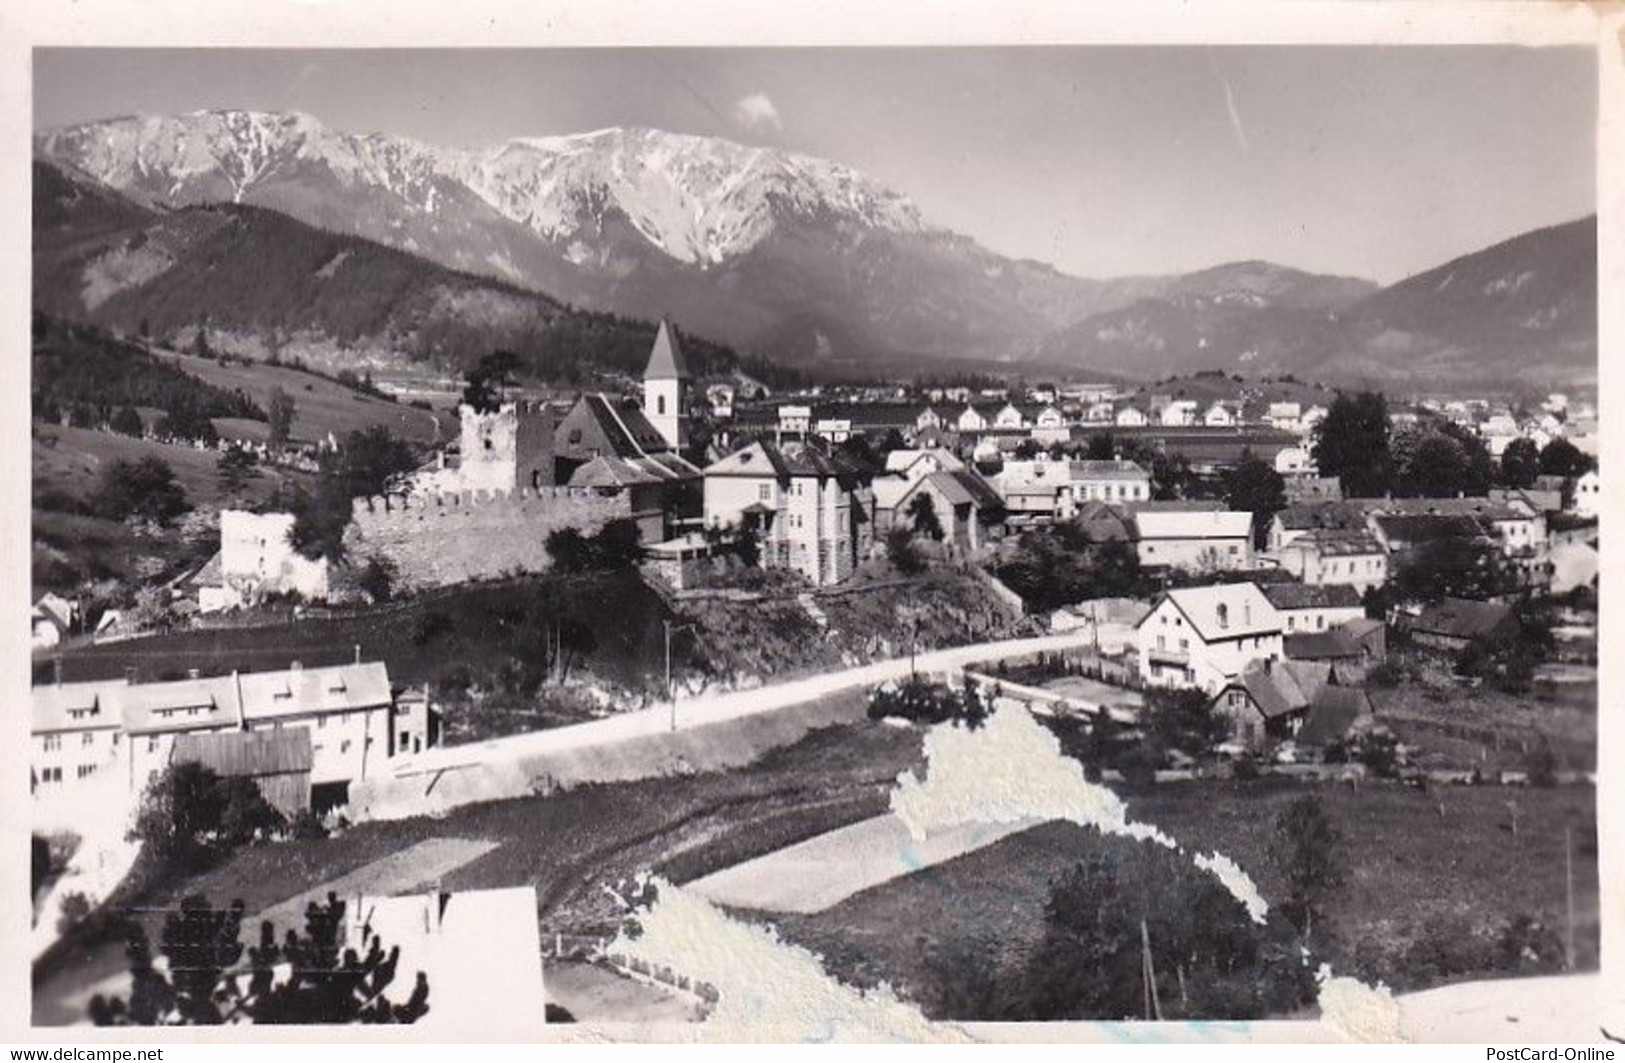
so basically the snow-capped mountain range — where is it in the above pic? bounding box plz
[38,111,930,268]
[35,109,1174,365]
[34,110,1595,383]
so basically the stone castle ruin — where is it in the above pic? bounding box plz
[345,486,633,589]
[346,320,699,588]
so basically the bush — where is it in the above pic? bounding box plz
[1495,913,1565,974]
[91,456,190,525]
[32,835,50,896]
[56,891,93,936]
[287,808,328,841]
[412,609,454,647]
[867,675,987,729]
[546,519,644,573]
[357,555,399,604]
[131,762,285,866]
[885,525,926,575]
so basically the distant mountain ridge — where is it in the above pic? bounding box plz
[1037,220,1596,386]
[36,110,1368,370]
[30,158,763,387]
[35,111,1595,386]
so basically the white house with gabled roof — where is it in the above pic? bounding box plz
[1136,583,1285,692]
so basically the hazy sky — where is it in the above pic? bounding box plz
[34,47,1596,284]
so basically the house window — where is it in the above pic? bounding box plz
[1178,638,1188,651]
[81,733,94,748]
[1217,603,1229,629]
[758,484,771,501]
[341,740,352,754]
[657,395,667,415]
[147,737,159,753]
[43,735,61,752]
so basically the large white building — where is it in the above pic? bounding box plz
[31,662,430,807]
[1132,509,1256,572]
[703,439,874,586]
[1136,583,1285,692]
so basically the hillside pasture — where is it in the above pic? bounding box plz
[155,347,455,446]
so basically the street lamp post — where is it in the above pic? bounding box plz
[663,619,696,733]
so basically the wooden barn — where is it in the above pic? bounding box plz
[170,728,313,820]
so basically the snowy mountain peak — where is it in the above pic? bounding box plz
[36,111,932,266]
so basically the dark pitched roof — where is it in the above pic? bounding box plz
[1261,583,1363,611]
[1412,597,1515,641]
[1284,629,1363,660]
[644,320,692,381]
[576,393,673,458]
[1277,502,1368,532]
[1372,514,1488,544]
[1296,687,1373,746]
[945,468,1004,510]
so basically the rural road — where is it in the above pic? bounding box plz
[388,629,1106,778]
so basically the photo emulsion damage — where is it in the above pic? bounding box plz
[23,38,1606,1042]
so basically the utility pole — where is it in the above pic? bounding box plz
[1140,919,1163,1021]
[1565,824,1576,971]
[663,619,695,733]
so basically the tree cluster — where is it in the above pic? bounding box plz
[92,456,191,526]
[544,518,644,574]
[990,527,1149,612]
[867,675,988,729]
[288,426,420,562]
[89,892,428,1025]
[131,762,284,868]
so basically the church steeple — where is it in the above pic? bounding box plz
[644,319,692,382]
[643,318,691,450]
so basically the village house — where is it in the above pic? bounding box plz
[1408,597,1517,655]
[956,404,991,433]
[1211,658,1373,752]
[993,402,1029,430]
[1259,582,1365,634]
[31,662,432,809]
[1284,617,1387,685]
[1273,528,1388,593]
[1131,509,1256,572]
[1160,400,1199,427]
[197,510,333,613]
[702,438,874,586]
[1114,405,1148,427]
[31,593,78,650]
[1136,582,1285,692]
[1573,469,1600,519]
[884,447,964,483]
[994,458,1071,519]
[1031,404,1071,444]
[1057,459,1152,511]
[874,468,1000,555]
[1268,501,1375,553]
[915,406,944,433]
[1203,401,1238,427]
[1267,402,1303,433]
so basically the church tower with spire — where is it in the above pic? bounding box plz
[643,318,691,451]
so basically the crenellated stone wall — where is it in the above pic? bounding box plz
[345,486,634,588]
